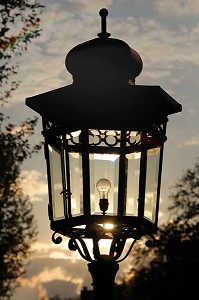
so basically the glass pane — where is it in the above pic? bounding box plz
[90,153,119,215]
[126,152,141,216]
[69,152,83,216]
[144,147,161,222]
[48,145,65,221]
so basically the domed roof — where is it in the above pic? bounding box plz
[65,8,143,83]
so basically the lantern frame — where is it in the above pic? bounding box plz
[41,115,167,246]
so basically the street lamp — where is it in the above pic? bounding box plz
[26,8,182,300]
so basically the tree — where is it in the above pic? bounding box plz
[49,295,80,300]
[0,0,44,103]
[119,159,199,300]
[168,159,199,223]
[0,114,42,299]
[0,1,44,298]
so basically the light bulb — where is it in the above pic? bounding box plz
[96,178,111,198]
[96,178,111,214]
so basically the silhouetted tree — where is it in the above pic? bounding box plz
[49,296,62,300]
[119,159,199,300]
[0,1,43,299]
[0,0,44,103]
[0,114,42,299]
[49,295,79,300]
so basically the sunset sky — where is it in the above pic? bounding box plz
[2,0,199,299]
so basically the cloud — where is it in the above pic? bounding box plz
[38,282,48,300]
[70,0,113,13]
[12,285,39,300]
[43,280,79,299]
[20,170,47,202]
[31,241,81,261]
[17,277,79,300]
[16,240,135,299]
[22,264,84,287]
[181,136,199,146]
[8,0,199,108]
[155,0,199,16]
[17,257,90,298]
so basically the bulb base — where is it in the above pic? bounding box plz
[99,198,109,213]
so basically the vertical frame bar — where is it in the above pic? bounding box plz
[138,133,147,219]
[81,129,91,216]
[42,118,53,221]
[60,137,67,217]
[154,123,167,225]
[117,130,127,216]
[62,135,72,218]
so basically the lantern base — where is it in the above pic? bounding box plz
[88,255,119,300]
[52,228,157,263]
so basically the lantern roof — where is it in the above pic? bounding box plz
[26,84,182,132]
[26,8,182,131]
[65,37,143,83]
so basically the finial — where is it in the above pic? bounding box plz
[97,8,111,39]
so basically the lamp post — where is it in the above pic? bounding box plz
[26,8,182,300]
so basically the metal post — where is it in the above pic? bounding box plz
[88,255,119,300]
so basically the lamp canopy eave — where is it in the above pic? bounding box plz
[26,84,182,131]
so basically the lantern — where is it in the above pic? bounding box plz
[26,8,181,300]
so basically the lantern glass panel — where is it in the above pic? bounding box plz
[48,145,65,220]
[69,152,83,216]
[89,129,120,215]
[90,153,119,215]
[144,147,161,222]
[125,152,141,216]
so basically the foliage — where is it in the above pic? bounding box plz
[0,1,44,299]
[0,0,44,103]
[49,296,79,300]
[119,159,199,300]
[0,114,42,299]
[168,159,199,223]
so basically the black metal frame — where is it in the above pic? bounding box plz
[52,224,156,263]
[42,117,167,261]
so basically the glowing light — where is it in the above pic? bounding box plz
[126,152,141,160]
[98,239,113,255]
[104,223,114,229]
[94,153,119,161]
[96,178,111,199]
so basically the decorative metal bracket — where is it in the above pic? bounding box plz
[52,231,63,244]
[68,238,93,262]
[52,230,157,263]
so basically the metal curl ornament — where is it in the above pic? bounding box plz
[126,131,141,146]
[117,238,138,263]
[88,129,101,146]
[104,130,120,147]
[52,232,62,244]
[145,233,156,248]
[68,237,93,262]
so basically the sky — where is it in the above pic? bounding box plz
[2,0,199,299]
